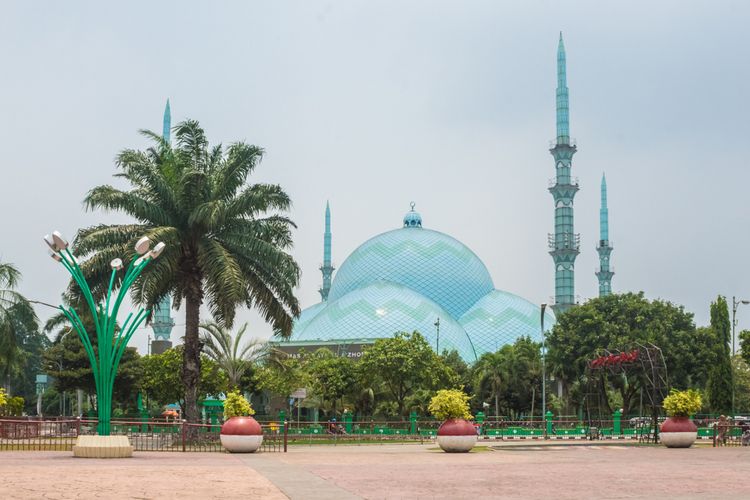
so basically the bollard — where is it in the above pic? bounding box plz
[344,410,353,434]
[410,411,418,435]
[545,410,554,439]
[476,411,485,436]
[613,409,621,436]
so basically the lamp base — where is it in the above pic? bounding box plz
[73,435,133,458]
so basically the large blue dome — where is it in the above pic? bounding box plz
[294,280,478,361]
[328,227,494,320]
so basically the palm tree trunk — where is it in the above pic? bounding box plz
[183,289,202,423]
[531,387,536,420]
[494,394,499,418]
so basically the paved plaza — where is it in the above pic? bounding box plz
[3,442,749,499]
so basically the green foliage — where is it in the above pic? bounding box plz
[733,357,750,414]
[141,346,227,410]
[429,389,472,420]
[223,390,254,418]
[472,336,542,418]
[359,331,459,416]
[547,292,705,415]
[0,261,40,405]
[708,296,733,413]
[662,389,702,417]
[255,353,308,399]
[308,349,356,415]
[74,120,300,422]
[0,387,6,407]
[740,329,750,366]
[200,322,268,389]
[0,394,24,416]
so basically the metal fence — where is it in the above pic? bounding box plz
[712,424,750,447]
[0,418,287,452]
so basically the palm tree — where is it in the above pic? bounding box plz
[473,351,507,418]
[0,262,37,394]
[73,120,300,423]
[200,321,269,389]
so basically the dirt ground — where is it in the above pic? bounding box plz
[2,442,749,499]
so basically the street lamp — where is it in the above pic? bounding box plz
[541,304,547,422]
[434,317,440,354]
[732,296,749,357]
[45,231,165,435]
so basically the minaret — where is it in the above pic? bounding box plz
[596,173,614,296]
[318,201,334,301]
[548,33,580,313]
[151,99,175,354]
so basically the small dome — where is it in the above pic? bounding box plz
[328,227,494,319]
[296,281,478,362]
[403,202,422,228]
[458,290,556,357]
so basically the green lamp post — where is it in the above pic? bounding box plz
[45,231,165,436]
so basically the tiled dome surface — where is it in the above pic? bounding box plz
[296,280,478,361]
[328,228,494,320]
[458,290,556,357]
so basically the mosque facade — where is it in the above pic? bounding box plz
[284,205,555,363]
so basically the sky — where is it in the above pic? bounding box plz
[2,1,749,354]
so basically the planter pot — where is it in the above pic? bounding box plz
[659,416,697,448]
[437,418,477,453]
[220,416,263,453]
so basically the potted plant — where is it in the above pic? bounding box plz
[660,389,701,448]
[220,390,263,453]
[429,389,476,453]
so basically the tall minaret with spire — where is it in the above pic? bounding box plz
[318,201,334,301]
[596,173,614,296]
[151,99,176,354]
[548,33,580,313]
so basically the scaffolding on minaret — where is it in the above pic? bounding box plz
[596,173,614,296]
[318,201,334,301]
[151,99,175,352]
[548,33,580,313]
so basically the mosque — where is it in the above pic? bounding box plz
[153,35,615,364]
[278,34,615,363]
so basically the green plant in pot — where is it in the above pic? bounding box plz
[429,389,476,453]
[220,390,263,453]
[660,389,701,448]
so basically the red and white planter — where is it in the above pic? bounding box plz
[659,416,697,448]
[437,418,477,453]
[220,416,263,453]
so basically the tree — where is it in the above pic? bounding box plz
[707,295,733,414]
[359,331,456,416]
[73,120,300,423]
[200,322,267,390]
[739,329,750,366]
[141,346,227,412]
[0,261,38,395]
[473,351,506,417]
[307,349,356,417]
[547,292,706,415]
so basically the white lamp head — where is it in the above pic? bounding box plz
[135,236,151,255]
[51,231,68,251]
[49,251,61,262]
[134,255,147,267]
[149,242,166,259]
[44,234,58,252]
[110,258,124,270]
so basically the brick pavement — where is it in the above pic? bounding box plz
[2,442,749,499]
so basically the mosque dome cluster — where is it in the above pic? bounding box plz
[289,207,555,362]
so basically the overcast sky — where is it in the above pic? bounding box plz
[2,1,749,354]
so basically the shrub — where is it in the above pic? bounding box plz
[0,388,6,408]
[428,389,472,421]
[223,390,254,419]
[663,389,702,417]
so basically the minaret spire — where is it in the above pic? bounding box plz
[151,99,175,354]
[548,33,580,313]
[319,201,334,301]
[556,33,570,145]
[162,99,171,142]
[596,173,614,296]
